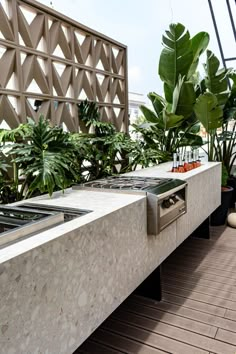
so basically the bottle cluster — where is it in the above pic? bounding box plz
[172,150,201,173]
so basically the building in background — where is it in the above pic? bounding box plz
[128,92,146,124]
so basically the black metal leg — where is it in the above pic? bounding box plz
[134,265,162,301]
[191,217,210,239]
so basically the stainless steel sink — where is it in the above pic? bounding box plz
[21,203,91,222]
[0,204,92,247]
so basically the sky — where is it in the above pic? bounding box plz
[37,0,236,100]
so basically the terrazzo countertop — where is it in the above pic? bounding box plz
[126,161,221,180]
[0,189,146,263]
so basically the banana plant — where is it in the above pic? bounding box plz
[194,92,223,160]
[158,23,209,108]
[133,23,208,161]
[194,52,225,163]
[194,50,236,178]
[135,91,203,159]
[203,50,230,106]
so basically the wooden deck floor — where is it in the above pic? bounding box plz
[76,226,236,354]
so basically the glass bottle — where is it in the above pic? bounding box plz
[193,150,197,169]
[172,153,178,172]
[184,151,189,172]
[197,149,201,167]
[178,153,185,172]
[188,151,193,170]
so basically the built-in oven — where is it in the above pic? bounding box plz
[74,176,187,235]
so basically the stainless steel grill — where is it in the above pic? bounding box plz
[74,175,187,235]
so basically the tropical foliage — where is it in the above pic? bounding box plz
[2,22,236,203]
[133,23,209,160]
[194,50,236,178]
[135,23,236,182]
[0,108,137,203]
[0,117,80,201]
[76,100,136,180]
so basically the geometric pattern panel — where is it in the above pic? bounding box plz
[0,0,128,132]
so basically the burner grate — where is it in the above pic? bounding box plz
[84,176,172,191]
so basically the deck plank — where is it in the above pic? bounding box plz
[162,292,226,316]
[162,277,236,300]
[162,269,236,287]
[121,300,217,337]
[127,296,236,333]
[215,328,236,346]
[91,329,166,354]
[76,339,124,354]
[103,319,208,354]
[111,310,236,354]
[163,284,236,310]
[164,263,236,281]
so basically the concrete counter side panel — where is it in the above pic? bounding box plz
[176,163,221,246]
[0,198,148,354]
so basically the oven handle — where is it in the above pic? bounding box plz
[157,183,187,201]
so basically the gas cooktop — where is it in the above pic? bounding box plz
[79,175,186,196]
[74,175,187,235]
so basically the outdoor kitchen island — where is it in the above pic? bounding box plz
[0,162,221,354]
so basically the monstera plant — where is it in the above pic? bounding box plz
[0,116,80,201]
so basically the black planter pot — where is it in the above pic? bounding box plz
[227,176,236,208]
[210,186,234,226]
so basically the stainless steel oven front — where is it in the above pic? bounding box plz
[74,176,187,236]
[146,182,187,235]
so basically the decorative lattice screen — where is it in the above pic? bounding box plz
[0,0,128,132]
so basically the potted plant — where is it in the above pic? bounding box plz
[210,164,234,225]
[194,50,236,224]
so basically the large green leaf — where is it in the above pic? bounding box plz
[147,92,165,116]
[163,111,184,129]
[187,32,210,79]
[204,50,228,95]
[194,92,223,132]
[164,82,173,103]
[0,123,32,143]
[224,72,236,121]
[25,151,69,196]
[172,76,196,118]
[139,105,159,123]
[178,133,203,147]
[158,23,193,89]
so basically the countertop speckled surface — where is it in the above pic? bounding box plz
[0,161,221,354]
[125,161,221,180]
[0,189,145,263]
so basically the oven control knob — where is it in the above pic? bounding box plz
[162,199,171,208]
[171,195,178,203]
